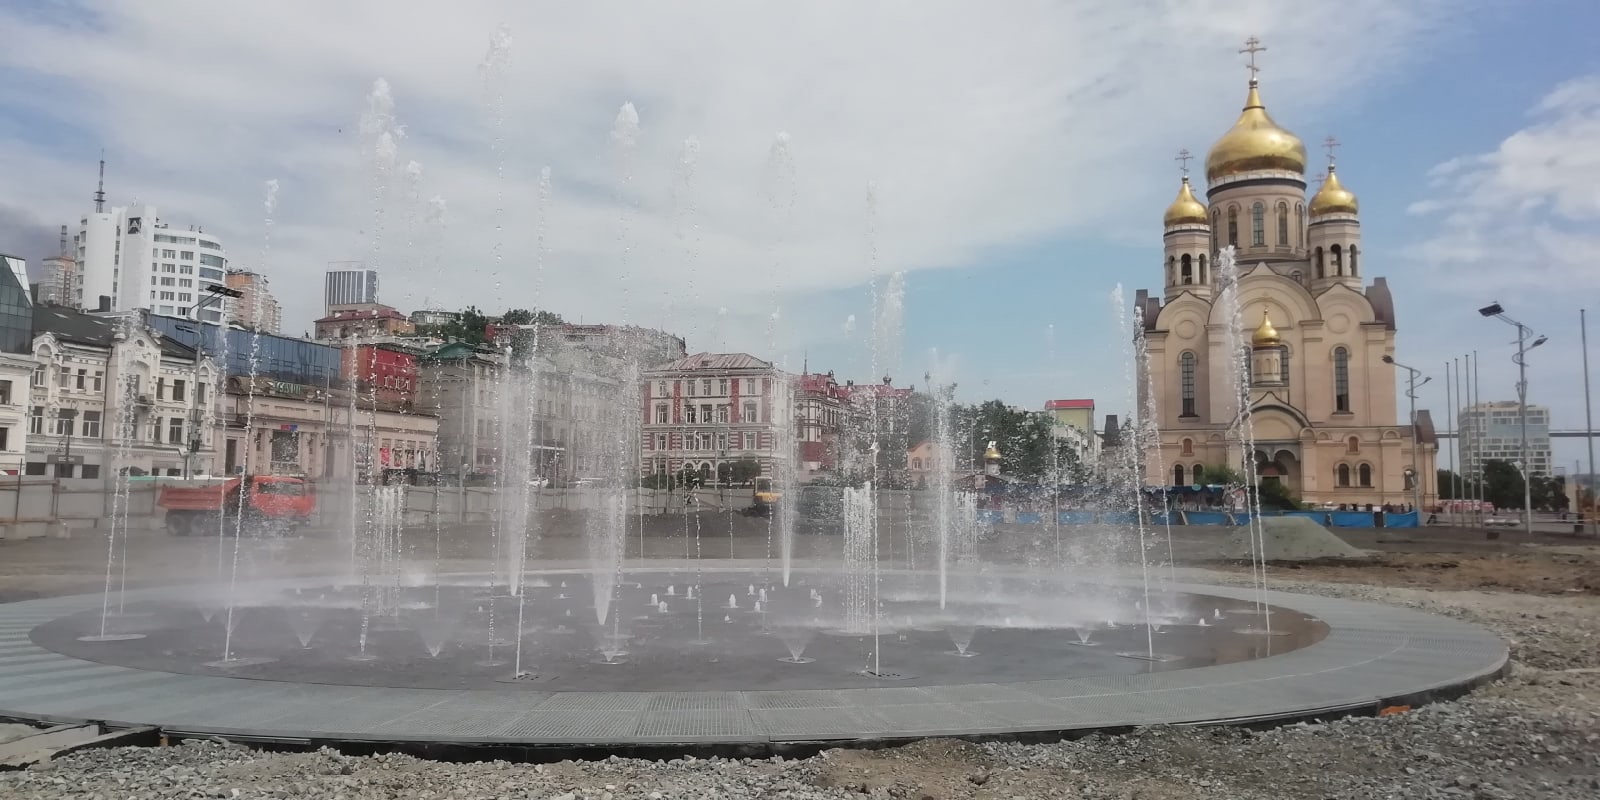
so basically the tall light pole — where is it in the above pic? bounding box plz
[178,285,244,479]
[1582,309,1595,537]
[1479,302,1547,538]
[1382,355,1430,514]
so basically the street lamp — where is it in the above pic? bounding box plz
[1478,302,1547,537]
[1382,355,1430,515]
[180,285,244,479]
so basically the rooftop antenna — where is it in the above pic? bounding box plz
[93,151,106,212]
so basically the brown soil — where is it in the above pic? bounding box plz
[1223,550,1600,595]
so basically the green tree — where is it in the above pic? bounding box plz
[1481,459,1524,509]
[730,458,763,485]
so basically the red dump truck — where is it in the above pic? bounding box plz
[157,475,315,536]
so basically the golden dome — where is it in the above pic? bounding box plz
[1308,166,1359,216]
[1251,310,1281,347]
[1163,176,1208,227]
[983,442,1001,461]
[1204,81,1307,182]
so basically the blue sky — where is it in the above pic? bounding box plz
[1,1,1597,469]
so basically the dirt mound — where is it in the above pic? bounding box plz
[1221,516,1369,561]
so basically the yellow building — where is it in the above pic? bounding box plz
[1135,53,1437,509]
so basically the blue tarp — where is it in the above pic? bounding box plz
[1385,510,1419,529]
[1098,512,1139,526]
[978,510,1004,524]
[1185,511,1230,526]
[1015,512,1044,524]
[1330,511,1376,528]
[1058,511,1097,525]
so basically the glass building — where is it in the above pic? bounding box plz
[0,255,32,354]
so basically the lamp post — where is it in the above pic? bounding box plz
[1478,302,1547,538]
[1382,355,1430,515]
[180,285,244,479]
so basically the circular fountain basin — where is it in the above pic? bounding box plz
[0,563,1507,755]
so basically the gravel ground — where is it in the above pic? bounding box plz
[4,570,1597,800]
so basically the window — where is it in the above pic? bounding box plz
[743,401,758,422]
[160,291,175,300]
[687,380,696,397]
[1180,352,1197,416]
[1347,436,1360,454]
[161,249,177,258]
[160,277,175,286]
[701,379,712,396]
[716,405,729,423]
[162,263,176,273]
[1358,463,1373,487]
[657,381,668,397]
[1181,438,1194,456]
[1198,254,1207,283]
[57,367,69,388]
[1173,464,1185,486]
[0,427,6,451]
[1349,245,1359,276]
[179,264,194,275]
[1279,346,1290,384]
[0,380,10,405]
[179,279,193,287]
[25,462,44,476]
[1333,347,1350,412]
[1165,256,1175,285]
[1226,207,1238,248]
[1330,244,1344,275]
[28,406,42,434]
[655,404,668,424]
[199,267,224,280]
[744,432,757,450]
[685,405,697,423]
[54,413,74,436]
[1180,254,1193,284]
[75,369,86,390]
[179,250,194,260]
[1210,209,1221,255]
[156,377,166,400]
[717,432,728,451]
[31,368,43,387]
[82,411,102,438]
[1314,247,1325,279]
[1276,202,1289,245]
[718,379,728,395]
[199,254,225,268]
[1250,202,1265,246]
[1336,463,1351,487]
[54,463,74,478]
[92,371,103,392]
[700,404,712,423]
[172,379,186,402]
[745,379,756,395]
[169,417,185,444]
[81,464,100,480]
[1296,203,1305,246]
[178,293,192,302]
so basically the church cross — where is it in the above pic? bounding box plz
[1174,148,1193,178]
[1239,36,1266,80]
[1322,135,1341,167]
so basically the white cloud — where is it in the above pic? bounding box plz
[0,0,1460,350]
[1407,75,1600,295]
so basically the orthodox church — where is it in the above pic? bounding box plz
[1135,49,1437,509]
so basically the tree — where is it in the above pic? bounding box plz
[730,458,763,485]
[1481,459,1524,509]
[500,308,564,328]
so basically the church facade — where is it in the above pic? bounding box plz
[1135,60,1437,509]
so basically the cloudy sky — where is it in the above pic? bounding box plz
[1,0,1597,466]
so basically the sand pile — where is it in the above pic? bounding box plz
[1221,516,1369,561]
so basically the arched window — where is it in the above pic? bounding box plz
[1330,244,1344,275]
[1227,207,1239,248]
[1349,245,1359,276]
[1358,463,1373,487]
[1251,202,1265,246]
[1180,254,1193,284]
[1210,210,1220,255]
[1166,256,1176,285]
[1181,437,1194,456]
[1314,246,1325,279]
[1180,352,1198,417]
[1333,347,1351,413]
[1279,345,1290,384]
[1296,203,1305,246]
[1198,254,1208,283]
[1336,463,1351,487]
[1173,464,1186,487]
[1347,436,1360,454]
[1193,464,1205,483]
[1276,202,1289,246]
[1290,270,1303,284]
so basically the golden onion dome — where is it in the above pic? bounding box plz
[983,442,1002,461]
[1204,80,1307,182]
[1251,310,1281,347]
[1308,166,1359,216]
[1163,176,1208,227]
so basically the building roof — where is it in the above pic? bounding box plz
[315,305,408,324]
[1045,399,1095,410]
[651,352,772,372]
[33,307,195,359]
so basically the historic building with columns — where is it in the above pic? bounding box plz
[1135,49,1437,509]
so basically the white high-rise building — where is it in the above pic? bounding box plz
[77,204,228,322]
[1459,401,1553,478]
[324,266,378,313]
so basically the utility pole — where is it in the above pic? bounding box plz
[1583,309,1595,537]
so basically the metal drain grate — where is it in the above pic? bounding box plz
[857,669,914,681]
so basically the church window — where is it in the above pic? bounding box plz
[1333,347,1351,413]
[1314,247,1325,279]
[1173,464,1185,486]
[1226,207,1238,248]
[1349,245,1359,276]
[1290,270,1303,284]
[1358,463,1373,487]
[1279,346,1290,384]
[1210,210,1220,255]
[1336,463,1351,487]
[1180,254,1193,284]
[1295,203,1305,246]
[1180,352,1197,417]
[1276,202,1289,246]
[1198,254,1208,283]
[1181,438,1194,456]
[1251,202,1265,246]
[1330,244,1344,275]
[1347,436,1360,454]
[1167,256,1176,285]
